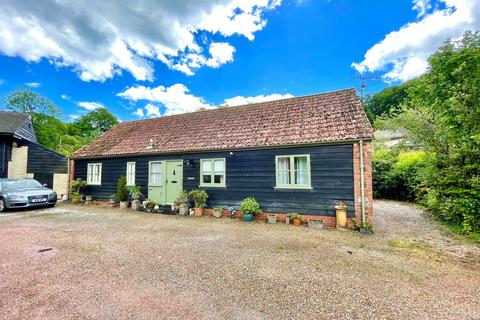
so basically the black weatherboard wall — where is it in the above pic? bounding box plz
[26,142,68,187]
[74,144,355,216]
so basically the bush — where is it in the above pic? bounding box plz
[189,189,208,208]
[70,178,87,199]
[116,176,129,202]
[240,197,262,215]
[372,147,433,202]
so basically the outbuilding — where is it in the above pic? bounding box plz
[70,89,373,227]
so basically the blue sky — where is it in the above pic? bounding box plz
[0,0,477,121]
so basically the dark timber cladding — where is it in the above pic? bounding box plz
[74,144,355,216]
[26,142,68,187]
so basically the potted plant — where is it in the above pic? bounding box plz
[129,185,143,210]
[288,213,303,226]
[116,176,129,209]
[285,214,291,225]
[213,207,223,218]
[177,190,190,216]
[70,178,87,203]
[145,199,156,212]
[109,194,118,207]
[267,213,277,224]
[189,189,208,217]
[240,197,262,222]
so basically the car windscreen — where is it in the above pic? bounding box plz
[2,179,42,189]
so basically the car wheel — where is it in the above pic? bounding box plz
[0,198,6,212]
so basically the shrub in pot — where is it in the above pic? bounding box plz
[240,197,262,222]
[109,194,118,206]
[145,199,156,212]
[70,178,87,203]
[116,176,129,209]
[189,189,208,217]
[177,190,190,216]
[288,213,303,226]
[129,185,143,210]
[213,207,223,218]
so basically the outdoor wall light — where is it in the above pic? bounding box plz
[185,159,193,167]
[229,151,234,156]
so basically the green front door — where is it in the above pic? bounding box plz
[148,161,165,203]
[165,160,183,204]
[148,160,183,205]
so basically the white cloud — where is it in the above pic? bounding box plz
[0,0,282,81]
[61,94,71,101]
[118,83,213,116]
[78,101,106,111]
[144,104,161,118]
[69,114,81,121]
[133,108,145,118]
[25,82,41,88]
[352,0,480,82]
[223,93,294,106]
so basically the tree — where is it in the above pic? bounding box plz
[3,89,57,115]
[376,31,480,233]
[73,109,119,138]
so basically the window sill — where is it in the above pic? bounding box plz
[274,186,313,190]
[87,183,101,186]
[199,184,226,188]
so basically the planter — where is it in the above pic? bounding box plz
[131,200,141,210]
[71,198,81,204]
[179,203,189,216]
[194,207,203,217]
[213,208,223,218]
[335,201,347,230]
[242,213,254,222]
[109,199,117,207]
[267,214,277,224]
[85,196,93,205]
[308,219,324,230]
[292,218,302,226]
[119,201,129,209]
[285,216,290,225]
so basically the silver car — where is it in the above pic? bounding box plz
[0,178,57,212]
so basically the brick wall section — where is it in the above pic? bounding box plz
[68,159,75,193]
[353,141,373,225]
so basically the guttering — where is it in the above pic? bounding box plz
[359,139,366,224]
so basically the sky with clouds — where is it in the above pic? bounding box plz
[0,0,478,121]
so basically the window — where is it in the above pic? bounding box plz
[87,163,102,185]
[126,162,136,186]
[275,155,311,189]
[200,158,226,187]
[149,162,162,186]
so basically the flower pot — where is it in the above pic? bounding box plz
[285,216,290,225]
[85,196,93,205]
[109,199,117,207]
[119,201,129,209]
[293,218,302,226]
[242,213,254,222]
[71,198,81,204]
[267,214,277,224]
[131,200,141,211]
[194,207,203,217]
[308,219,324,229]
[179,203,189,216]
[213,209,223,218]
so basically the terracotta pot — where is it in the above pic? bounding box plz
[194,207,203,217]
[293,218,302,226]
[71,198,80,204]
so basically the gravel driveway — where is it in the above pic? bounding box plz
[0,201,479,320]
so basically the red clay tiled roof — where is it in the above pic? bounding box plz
[72,88,373,158]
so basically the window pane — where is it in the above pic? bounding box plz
[278,157,291,185]
[203,175,212,183]
[202,160,212,172]
[214,160,224,172]
[214,174,224,184]
[150,163,161,184]
[294,156,308,184]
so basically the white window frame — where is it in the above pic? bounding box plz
[87,163,102,185]
[126,162,136,186]
[200,158,226,187]
[275,154,312,189]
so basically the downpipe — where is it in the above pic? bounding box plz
[359,140,366,224]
